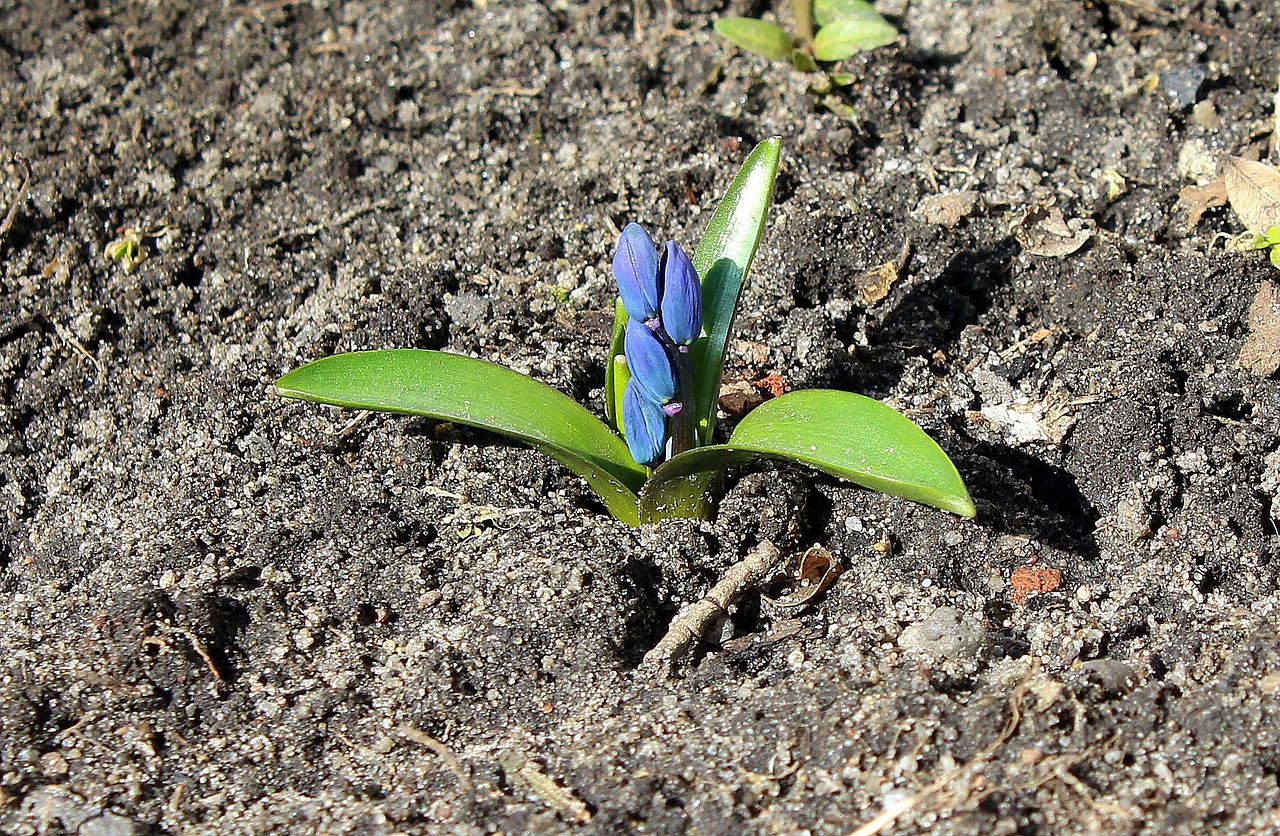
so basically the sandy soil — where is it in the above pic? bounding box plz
[1,0,1278,833]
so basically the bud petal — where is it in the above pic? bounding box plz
[659,240,702,345]
[623,381,667,466]
[613,223,661,322]
[624,318,677,404]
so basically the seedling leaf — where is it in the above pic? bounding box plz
[642,389,975,520]
[276,350,646,525]
[812,18,898,61]
[813,0,883,28]
[690,137,781,446]
[791,50,819,72]
[604,297,628,430]
[714,17,794,62]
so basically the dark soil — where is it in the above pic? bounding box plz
[1,0,1279,833]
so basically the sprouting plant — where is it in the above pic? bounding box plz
[103,224,178,274]
[1249,225,1280,269]
[275,139,975,526]
[104,228,148,273]
[714,0,897,71]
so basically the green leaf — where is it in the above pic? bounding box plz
[608,354,630,436]
[813,18,898,61]
[276,350,646,525]
[603,297,628,431]
[643,389,976,520]
[638,469,719,523]
[813,0,883,28]
[1271,245,1280,269]
[791,49,820,72]
[690,137,781,446]
[714,17,794,62]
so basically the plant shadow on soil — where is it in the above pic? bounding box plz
[849,238,1102,558]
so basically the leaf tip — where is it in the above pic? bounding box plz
[948,493,978,519]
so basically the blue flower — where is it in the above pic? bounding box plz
[624,319,677,405]
[623,381,668,466]
[612,223,661,323]
[658,240,701,346]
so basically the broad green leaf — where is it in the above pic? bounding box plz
[639,469,719,524]
[1271,246,1280,269]
[643,389,976,520]
[276,350,645,525]
[714,17,794,62]
[813,0,882,28]
[813,18,898,61]
[690,137,781,446]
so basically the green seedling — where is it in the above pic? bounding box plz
[103,224,178,273]
[715,0,897,69]
[276,139,975,527]
[1250,224,1280,269]
[104,228,148,273]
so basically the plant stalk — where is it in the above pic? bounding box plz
[793,0,814,45]
[653,327,696,458]
[670,348,696,457]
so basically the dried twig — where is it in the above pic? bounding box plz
[503,755,592,824]
[641,540,786,676]
[0,156,31,248]
[254,199,393,248]
[849,673,1032,836]
[398,724,474,795]
[141,625,225,681]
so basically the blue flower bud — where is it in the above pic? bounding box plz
[659,240,702,345]
[624,318,677,404]
[613,223,661,323]
[623,380,668,466]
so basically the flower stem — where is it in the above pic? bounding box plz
[794,0,814,45]
[670,348,695,457]
[652,327,696,458]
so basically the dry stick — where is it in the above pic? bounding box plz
[849,674,1032,836]
[641,540,785,675]
[0,158,31,248]
[397,725,474,795]
[253,199,393,248]
[503,756,593,824]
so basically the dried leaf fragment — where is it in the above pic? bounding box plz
[854,261,899,305]
[718,379,764,417]
[1222,156,1280,232]
[975,390,1077,445]
[1178,178,1228,227]
[764,544,843,608]
[1015,206,1094,257]
[718,374,789,417]
[1237,280,1280,377]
